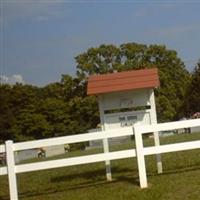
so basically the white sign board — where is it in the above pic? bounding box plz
[99,89,155,131]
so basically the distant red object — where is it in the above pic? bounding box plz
[87,68,159,95]
[191,112,200,119]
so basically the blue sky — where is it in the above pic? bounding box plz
[1,0,200,86]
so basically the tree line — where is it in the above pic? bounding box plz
[0,43,199,143]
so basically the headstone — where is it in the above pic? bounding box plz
[44,145,65,157]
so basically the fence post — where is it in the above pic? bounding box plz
[98,96,112,181]
[5,140,18,200]
[149,89,163,174]
[134,125,148,188]
[103,138,112,181]
[153,131,163,173]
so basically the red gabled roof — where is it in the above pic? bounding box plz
[87,68,159,95]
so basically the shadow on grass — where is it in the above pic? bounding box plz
[147,164,200,177]
[19,177,139,199]
[18,178,137,200]
[17,164,200,199]
[50,166,135,183]
[18,167,138,199]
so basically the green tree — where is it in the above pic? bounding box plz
[0,79,94,142]
[41,82,63,99]
[0,84,15,142]
[9,84,39,114]
[184,61,200,116]
[67,96,100,133]
[75,43,190,122]
[0,43,193,143]
[39,98,72,137]
[61,75,87,98]
[11,112,53,141]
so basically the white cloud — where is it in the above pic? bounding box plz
[0,74,25,84]
[0,75,9,82]
[12,74,25,84]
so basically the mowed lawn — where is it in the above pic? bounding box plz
[0,132,200,200]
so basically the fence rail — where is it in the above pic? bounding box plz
[137,118,200,133]
[134,118,200,188]
[16,126,133,151]
[1,118,200,200]
[0,144,5,153]
[143,140,200,155]
[16,149,136,174]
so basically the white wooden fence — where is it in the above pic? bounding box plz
[0,118,200,200]
[134,119,200,188]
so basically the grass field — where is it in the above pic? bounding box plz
[0,132,200,200]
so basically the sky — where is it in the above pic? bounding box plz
[0,0,200,86]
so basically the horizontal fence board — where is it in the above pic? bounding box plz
[143,140,200,155]
[137,119,200,134]
[14,127,133,151]
[0,166,7,175]
[0,144,5,153]
[16,149,136,174]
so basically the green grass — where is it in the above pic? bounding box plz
[1,133,200,200]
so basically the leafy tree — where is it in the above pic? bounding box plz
[184,61,200,116]
[75,43,190,122]
[9,84,39,113]
[67,96,100,133]
[0,43,193,144]
[0,85,15,142]
[39,98,71,137]
[41,82,63,99]
[61,75,87,98]
[11,112,53,141]
[76,44,121,78]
